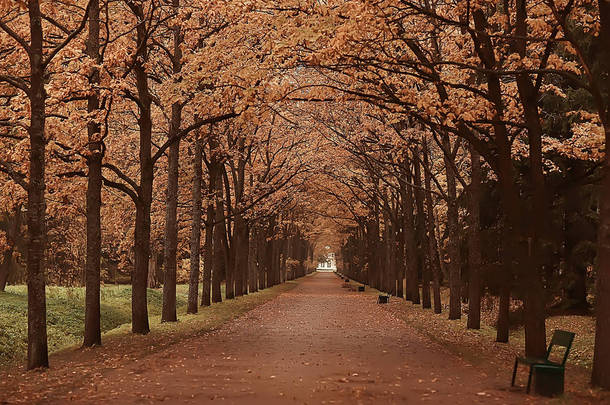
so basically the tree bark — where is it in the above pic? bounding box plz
[83,0,103,347]
[131,3,153,334]
[212,168,224,303]
[514,0,548,357]
[160,126,179,321]
[471,7,522,343]
[0,205,21,292]
[258,230,267,289]
[442,133,461,320]
[223,170,234,300]
[423,143,442,313]
[280,236,287,284]
[26,0,49,369]
[187,134,202,314]
[248,226,258,292]
[233,214,248,297]
[402,161,420,304]
[383,208,392,294]
[396,226,404,299]
[161,0,183,323]
[413,147,431,308]
[496,220,512,343]
[467,146,482,329]
[201,196,213,306]
[593,122,610,388]
[201,156,216,306]
[591,0,610,388]
[0,250,11,292]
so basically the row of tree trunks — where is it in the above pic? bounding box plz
[341,134,487,332]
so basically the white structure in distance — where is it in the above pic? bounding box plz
[317,251,336,272]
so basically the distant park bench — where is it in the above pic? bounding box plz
[346,284,365,292]
[511,329,575,396]
[339,278,365,293]
[377,294,390,304]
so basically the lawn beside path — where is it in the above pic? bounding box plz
[0,283,239,367]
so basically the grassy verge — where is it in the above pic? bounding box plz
[0,281,293,368]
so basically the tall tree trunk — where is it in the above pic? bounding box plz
[26,0,49,369]
[281,237,288,283]
[563,176,588,310]
[442,133,461,320]
[248,226,258,292]
[402,162,420,304]
[514,0,547,357]
[233,214,247,297]
[396,226,404,299]
[413,148,431,308]
[212,169,224,303]
[161,0,183,322]
[201,194,213,306]
[84,0,103,347]
[298,238,307,278]
[223,183,234,300]
[423,143,442,313]
[592,0,610,388]
[272,237,280,286]
[467,146,482,329]
[472,8,521,343]
[161,111,181,322]
[593,122,610,388]
[365,220,376,288]
[187,134,202,314]
[496,220,512,343]
[263,237,272,286]
[258,231,267,290]
[375,208,383,292]
[131,4,153,335]
[160,113,180,319]
[133,200,151,335]
[242,222,250,294]
[383,209,392,294]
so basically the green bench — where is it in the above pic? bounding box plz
[511,329,575,396]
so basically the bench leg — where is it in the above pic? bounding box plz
[526,366,534,394]
[511,358,518,387]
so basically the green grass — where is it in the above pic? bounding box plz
[0,283,231,367]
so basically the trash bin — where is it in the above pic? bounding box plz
[533,364,564,397]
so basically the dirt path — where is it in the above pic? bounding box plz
[3,273,540,404]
